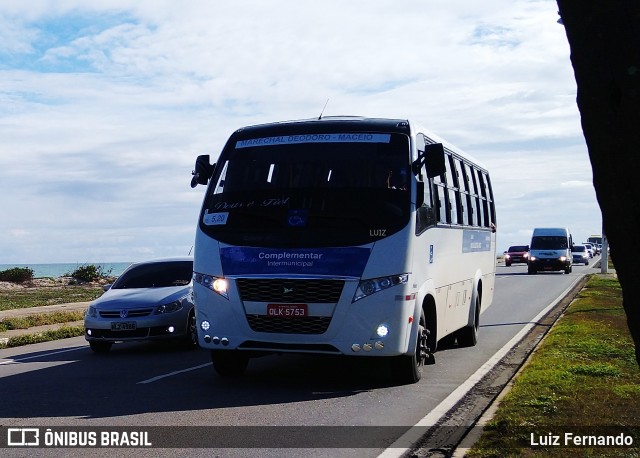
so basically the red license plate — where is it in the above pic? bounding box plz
[267,304,307,318]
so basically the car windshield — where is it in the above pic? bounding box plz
[573,246,586,252]
[112,261,193,289]
[508,246,528,252]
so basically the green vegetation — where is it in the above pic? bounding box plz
[0,267,34,283]
[0,286,103,311]
[67,264,113,282]
[467,274,639,457]
[0,310,86,332]
[0,325,84,349]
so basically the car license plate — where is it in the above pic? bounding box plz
[267,304,307,318]
[111,321,137,331]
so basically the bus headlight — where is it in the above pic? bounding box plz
[352,274,409,302]
[193,272,229,299]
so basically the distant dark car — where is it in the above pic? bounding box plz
[84,257,196,353]
[504,245,529,266]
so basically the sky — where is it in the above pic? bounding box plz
[0,0,602,264]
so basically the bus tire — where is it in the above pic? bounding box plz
[211,350,249,377]
[456,296,480,347]
[392,309,426,385]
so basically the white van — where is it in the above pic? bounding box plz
[528,227,573,274]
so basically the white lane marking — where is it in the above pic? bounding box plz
[137,363,211,384]
[377,275,583,458]
[0,346,86,365]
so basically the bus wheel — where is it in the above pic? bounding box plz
[211,350,248,377]
[392,309,426,384]
[457,296,480,347]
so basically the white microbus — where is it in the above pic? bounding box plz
[190,117,496,384]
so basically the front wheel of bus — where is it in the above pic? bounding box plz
[211,350,249,377]
[392,309,427,385]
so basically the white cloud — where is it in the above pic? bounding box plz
[0,0,602,263]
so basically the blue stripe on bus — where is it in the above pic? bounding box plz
[220,246,371,277]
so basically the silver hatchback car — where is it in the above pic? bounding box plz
[84,257,196,353]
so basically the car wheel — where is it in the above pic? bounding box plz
[211,350,249,377]
[456,295,480,347]
[178,309,198,350]
[89,341,112,353]
[528,266,537,275]
[505,262,511,267]
[392,308,426,385]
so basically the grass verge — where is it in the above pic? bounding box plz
[0,285,103,311]
[467,274,639,457]
[0,310,86,332]
[0,325,85,349]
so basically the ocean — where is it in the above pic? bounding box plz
[0,262,133,279]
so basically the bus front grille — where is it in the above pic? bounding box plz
[236,278,344,303]
[246,315,332,334]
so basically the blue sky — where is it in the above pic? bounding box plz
[0,0,601,264]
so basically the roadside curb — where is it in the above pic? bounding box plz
[400,274,590,457]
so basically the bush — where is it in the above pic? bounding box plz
[67,264,112,283]
[0,267,34,283]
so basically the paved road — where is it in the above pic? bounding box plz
[0,260,599,457]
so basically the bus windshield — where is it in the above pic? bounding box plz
[201,132,411,247]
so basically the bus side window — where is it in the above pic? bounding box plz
[468,167,482,227]
[477,170,491,228]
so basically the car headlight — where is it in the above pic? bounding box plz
[504,254,510,259]
[559,256,567,262]
[155,300,183,314]
[193,272,229,299]
[86,306,97,318]
[352,274,409,302]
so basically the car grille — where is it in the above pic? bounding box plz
[236,278,344,303]
[246,315,332,334]
[99,308,154,318]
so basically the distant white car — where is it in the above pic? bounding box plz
[572,245,590,265]
[583,243,596,258]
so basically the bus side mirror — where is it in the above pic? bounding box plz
[191,155,215,188]
[425,143,445,178]
[415,180,424,207]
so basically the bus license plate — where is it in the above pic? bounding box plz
[111,321,137,331]
[267,304,307,318]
